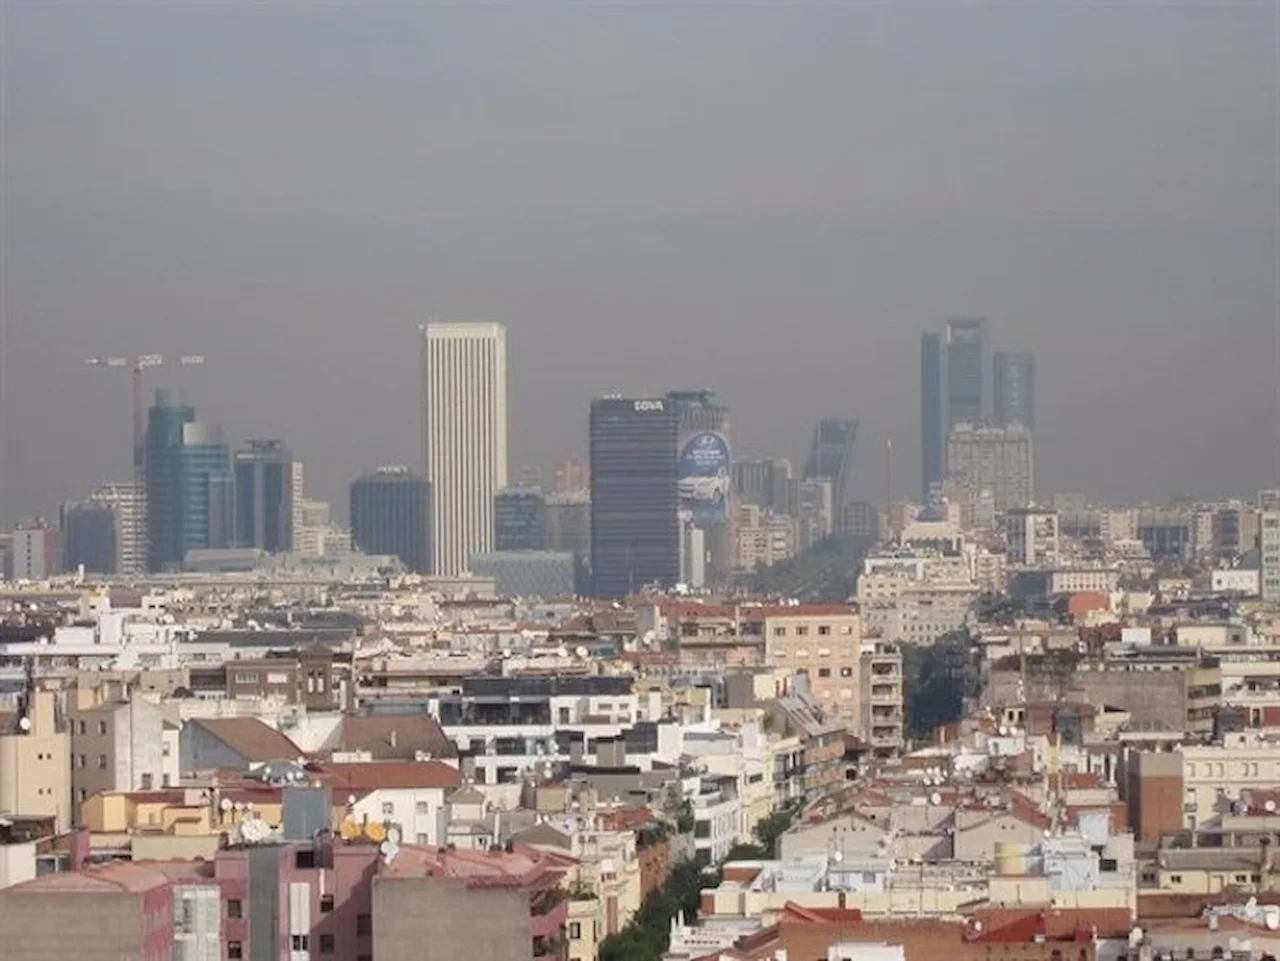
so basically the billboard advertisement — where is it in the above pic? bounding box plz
[678,431,731,524]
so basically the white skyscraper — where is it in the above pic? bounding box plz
[92,482,146,575]
[422,322,508,576]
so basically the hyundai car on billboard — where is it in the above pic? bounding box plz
[677,431,731,523]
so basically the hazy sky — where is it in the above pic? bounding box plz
[1,2,1277,524]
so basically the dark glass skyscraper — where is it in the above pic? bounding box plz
[803,417,858,507]
[589,397,679,598]
[994,350,1036,429]
[920,331,944,499]
[59,499,117,575]
[494,486,545,551]
[945,318,987,428]
[146,391,231,572]
[234,440,294,553]
[349,467,430,573]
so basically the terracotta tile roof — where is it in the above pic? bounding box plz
[974,907,1132,941]
[1,859,212,895]
[313,760,462,791]
[189,718,302,763]
[333,713,457,761]
[379,842,564,890]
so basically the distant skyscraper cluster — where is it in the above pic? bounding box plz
[920,319,1037,507]
[20,317,878,593]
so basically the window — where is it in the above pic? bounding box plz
[1170,875,1183,883]
[569,922,582,940]
[818,668,832,678]
[227,899,242,919]
[228,943,243,960]
[77,754,86,769]
[295,849,316,869]
[840,667,854,678]
[417,833,430,844]
[97,721,108,735]
[381,801,394,816]
[78,789,87,802]
[415,801,431,815]
[318,934,335,955]
[78,720,86,735]
[141,773,153,790]
[98,754,108,770]
[291,935,309,951]
[773,627,786,637]
[357,914,372,936]
[818,625,831,636]
[320,894,334,913]
[796,626,809,636]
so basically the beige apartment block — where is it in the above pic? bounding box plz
[1179,734,1280,830]
[0,691,71,831]
[762,605,863,724]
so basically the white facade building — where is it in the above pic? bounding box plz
[92,482,146,576]
[1005,507,1059,567]
[422,323,508,576]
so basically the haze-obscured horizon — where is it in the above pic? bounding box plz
[2,3,1276,524]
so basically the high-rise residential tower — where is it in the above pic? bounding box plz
[422,322,508,576]
[920,331,944,499]
[589,396,679,598]
[945,318,987,428]
[88,482,146,575]
[349,467,431,573]
[145,391,231,572]
[994,350,1036,429]
[233,439,295,553]
[945,422,1034,514]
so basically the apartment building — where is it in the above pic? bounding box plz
[761,604,863,722]
[425,674,637,785]
[860,643,905,755]
[68,682,170,819]
[0,689,71,831]
[1179,734,1280,831]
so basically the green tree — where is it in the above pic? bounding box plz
[903,631,978,739]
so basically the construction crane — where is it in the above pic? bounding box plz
[83,353,206,498]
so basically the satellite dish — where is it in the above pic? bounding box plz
[1266,800,1277,813]
[999,725,1009,736]
[347,794,357,807]
[17,717,31,733]
[379,840,393,856]
[1129,927,1145,947]
[387,825,403,846]
[930,792,943,806]
[220,798,233,812]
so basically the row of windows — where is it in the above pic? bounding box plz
[771,624,853,637]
